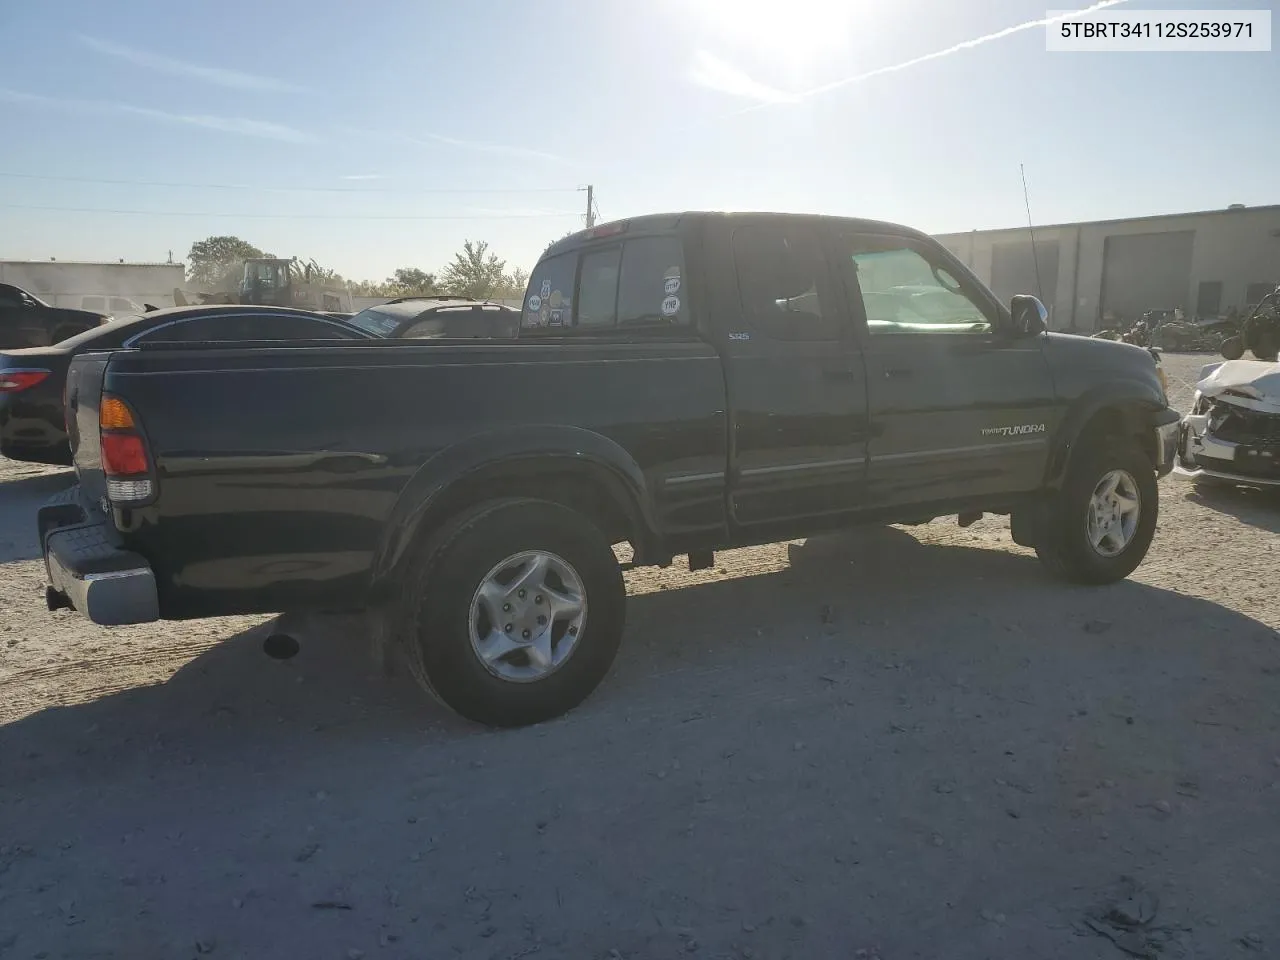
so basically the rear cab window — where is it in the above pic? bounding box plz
[522,228,691,334]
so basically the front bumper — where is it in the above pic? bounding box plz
[38,485,159,625]
[1172,411,1280,488]
[1152,408,1181,478]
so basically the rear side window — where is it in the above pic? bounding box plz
[134,313,360,344]
[522,235,689,333]
[82,296,107,312]
[577,248,622,328]
[618,236,687,326]
[523,253,575,330]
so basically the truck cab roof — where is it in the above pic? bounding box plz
[540,211,933,259]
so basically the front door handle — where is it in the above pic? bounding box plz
[823,367,856,381]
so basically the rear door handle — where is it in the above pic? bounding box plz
[823,367,856,381]
[884,367,913,379]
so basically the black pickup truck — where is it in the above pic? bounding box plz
[39,212,1180,727]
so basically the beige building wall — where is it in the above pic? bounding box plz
[936,205,1280,331]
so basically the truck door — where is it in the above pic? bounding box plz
[723,220,871,530]
[830,230,1055,509]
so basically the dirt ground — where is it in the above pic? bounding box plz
[1,353,1277,959]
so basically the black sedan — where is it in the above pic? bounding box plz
[1,304,375,465]
[0,282,108,349]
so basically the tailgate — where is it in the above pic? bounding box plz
[64,351,111,504]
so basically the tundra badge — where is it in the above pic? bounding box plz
[981,423,1046,438]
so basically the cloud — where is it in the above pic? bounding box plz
[416,132,565,164]
[710,0,1130,119]
[338,126,566,164]
[463,206,579,217]
[80,35,307,93]
[0,87,314,143]
[688,50,798,104]
[340,173,385,181]
[801,0,1129,101]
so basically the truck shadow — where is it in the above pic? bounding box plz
[4,526,1278,960]
[2,524,1274,783]
[0,467,74,563]
[1182,483,1280,534]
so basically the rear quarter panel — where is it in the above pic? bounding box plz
[101,340,727,617]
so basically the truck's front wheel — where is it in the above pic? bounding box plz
[1036,440,1158,584]
[401,499,626,727]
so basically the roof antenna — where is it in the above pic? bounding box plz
[1020,163,1046,306]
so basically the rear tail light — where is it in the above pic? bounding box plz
[0,368,51,393]
[99,394,155,502]
[584,220,627,240]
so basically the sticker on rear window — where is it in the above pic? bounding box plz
[527,294,542,312]
[540,279,551,298]
[664,277,681,295]
[661,295,680,318]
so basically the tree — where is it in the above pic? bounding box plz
[186,236,265,286]
[347,278,392,297]
[440,240,508,299]
[386,267,438,296]
[501,266,530,298]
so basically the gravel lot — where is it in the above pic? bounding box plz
[2,353,1277,959]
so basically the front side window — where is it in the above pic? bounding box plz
[840,238,992,335]
[731,224,837,341]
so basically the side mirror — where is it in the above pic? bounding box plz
[1010,294,1048,336]
[1220,335,1245,361]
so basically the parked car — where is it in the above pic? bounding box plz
[2,303,375,465]
[1174,354,1280,489]
[76,294,155,320]
[39,212,1180,728]
[345,297,520,339]
[0,282,107,349]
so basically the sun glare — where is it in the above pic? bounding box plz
[687,0,865,61]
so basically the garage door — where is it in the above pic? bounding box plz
[990,240,1060,323]
[1100,231,1194,323]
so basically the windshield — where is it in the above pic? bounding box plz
[345,307,401,337]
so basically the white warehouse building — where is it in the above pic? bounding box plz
[933,203,1280,333]
[0,259,185,316]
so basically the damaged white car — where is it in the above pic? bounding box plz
[1175,358,1280,488]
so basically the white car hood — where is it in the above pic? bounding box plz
[1196,359,1280,414]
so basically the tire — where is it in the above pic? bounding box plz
[398,498,626,727]
[1035,439,1158,585]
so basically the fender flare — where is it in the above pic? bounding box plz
[370,424,654,589]
[1044,380,1167,490]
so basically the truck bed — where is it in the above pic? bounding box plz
[65,338,728,618]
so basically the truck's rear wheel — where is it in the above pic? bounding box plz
[1036,440,1158,584]
[400,499,625,727]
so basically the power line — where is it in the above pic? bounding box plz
[0,203,581,221]
[0,172,584,195]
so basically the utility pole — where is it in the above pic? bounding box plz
[585,184,596,228]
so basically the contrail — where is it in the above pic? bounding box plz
[726,0,1130,118]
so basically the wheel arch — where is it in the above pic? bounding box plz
[1045,383,1166,490]
[370,425,656,596]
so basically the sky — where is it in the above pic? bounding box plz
[0,0,1275,283]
